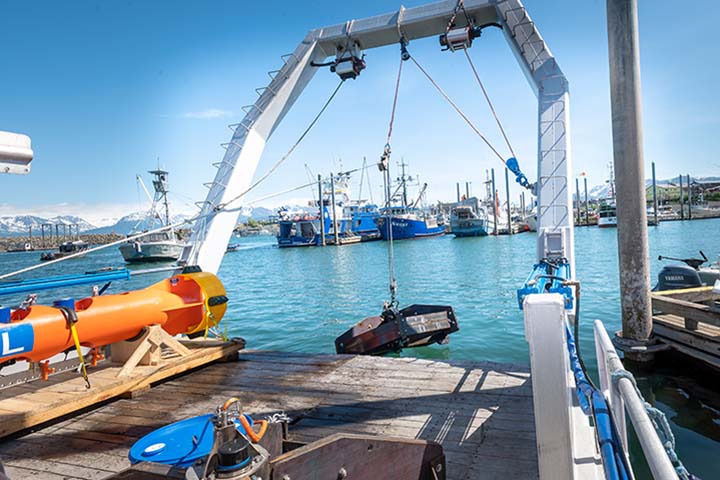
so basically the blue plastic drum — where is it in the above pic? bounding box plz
[128,414,254,467]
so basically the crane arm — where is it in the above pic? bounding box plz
[181,0,573,278]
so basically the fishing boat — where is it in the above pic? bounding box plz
[39,239,89,261]
[525,213,537,231]
[597,164,618,228]
[346,203,381,240]
[657,204,677,219]
[376,205,445,240]
[375,162,445,240]
[597,202,618,228]
[119,169,184,263]
[276,210,323,247]
[276,170,371,247]
[7,242,34,252]
[450,197,489,237]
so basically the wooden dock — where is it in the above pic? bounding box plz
[0,351,537,480]
[652,286,720,368]
[0,335,245,439]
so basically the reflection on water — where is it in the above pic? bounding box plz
[1,220,719,477]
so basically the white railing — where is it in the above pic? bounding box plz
[524,293,683,479]
[593,320,678,479]
[523,293,603,479]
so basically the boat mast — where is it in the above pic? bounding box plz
[149,169,171,226]
[398,159,409,207]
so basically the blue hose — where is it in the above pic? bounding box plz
[566,325,631,480]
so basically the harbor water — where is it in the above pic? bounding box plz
[1,218,719,478]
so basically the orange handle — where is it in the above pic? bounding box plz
[222,397,240,411]
[238,415,267,443]
[222,397,267,442]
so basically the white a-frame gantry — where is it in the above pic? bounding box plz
[180,0,574,278]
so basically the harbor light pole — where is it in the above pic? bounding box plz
[607,0,653,360]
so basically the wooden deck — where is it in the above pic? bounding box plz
[0,337,245,439]
[652,286,720,369]
[0,351,538,480]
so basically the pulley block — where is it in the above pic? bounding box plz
[439,25,482,51]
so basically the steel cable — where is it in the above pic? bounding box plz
[216,80,345,212]
[408,55,507,165]
[462,47,516,159]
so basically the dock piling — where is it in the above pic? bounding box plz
[687,174,692,220]
[318,174,326,246]
[584,177,589,226]
[575,178,581,224]
[607,0,653,360]
[330,172,339,246]
[651,162,658,225]
[505,168,512,234]
[491,168,498,235]
[679,174,684,220]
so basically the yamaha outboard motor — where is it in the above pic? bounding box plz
[654,252,706,291]
[653,264,702,291]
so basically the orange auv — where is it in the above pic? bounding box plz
[0,271,227,363]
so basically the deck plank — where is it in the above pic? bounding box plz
[0,351,538,479]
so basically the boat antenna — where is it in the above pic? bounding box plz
[357,157,366,203]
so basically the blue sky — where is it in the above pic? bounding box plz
[1,0,719,223]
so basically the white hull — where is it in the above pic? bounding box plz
[598,216,617,228]
[119,241,183,263]
[526,214,537,232]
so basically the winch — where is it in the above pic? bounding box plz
[108,397,446,479]
[125,397,271,479]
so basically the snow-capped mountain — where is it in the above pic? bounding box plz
[86,212,195,235]
[47,215,96,231]
[237,206,275,222]
[0,215,96,237]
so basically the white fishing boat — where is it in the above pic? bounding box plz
[119,169,183,263]
[597,202,618,228]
